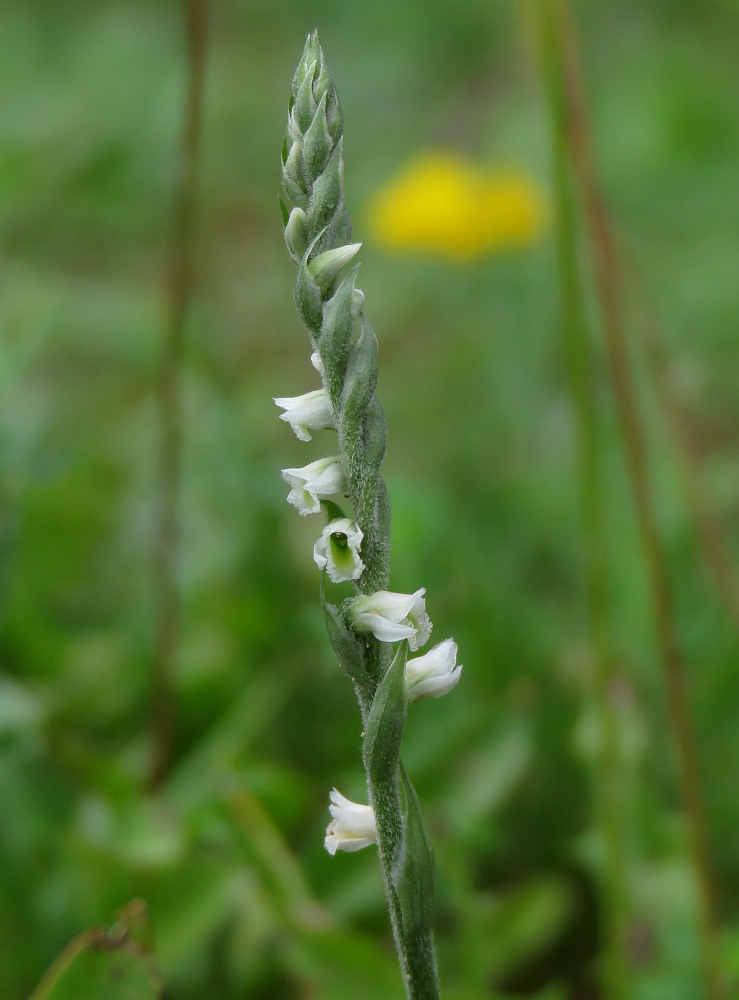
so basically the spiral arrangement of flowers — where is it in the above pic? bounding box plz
[274,32,462,1000]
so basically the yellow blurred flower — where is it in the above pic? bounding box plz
[366,153,546,261]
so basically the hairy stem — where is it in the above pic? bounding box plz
[537,3,631,996]
[282,36,441,998]
[151,0,207,788]
[548,2,723,995]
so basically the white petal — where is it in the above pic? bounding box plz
[407,638,457,676]
[281,457,343,515]
[406,589,432,650]
[328,789,376,837]
[286,487,320,515]
[408,613,432,651]
[313,518,365,583]
[274,389,334,441]
[281,455,336,485]
[410,666,462,701]
[324,789,376,855]
[313,537,328,571]
[352,589,421,622]
[324,828,375,855]
[353,612,417,644]
[406,639,462,702]
[307,462,344,496]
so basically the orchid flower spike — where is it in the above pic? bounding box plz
[324,788,377,855]
[278,34,453,993]
[405,639,462,702]
[314,517,365,582]
[349,588,432,651]
[281,456,344,515]
[274,388,334,441]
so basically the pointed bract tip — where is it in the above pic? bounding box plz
[292,31,322,95]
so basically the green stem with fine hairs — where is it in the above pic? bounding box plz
[536,4,631,997]
[280,33,441,999]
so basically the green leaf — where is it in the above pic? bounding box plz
[293,58,318,133]
[303,92,333,179]
[278,196,289,227]
[281,165,309,210]
[309,139,343,233]
[29,900,162,1000]
[364,642,408,791]
[308,243,362,295]
[291,33,319,100]
[340,316,379,428]
[294,249,324,336]
[394,765,436,942]
[361,398,389,482]
[320,263,361,404]
[320,573,370,694]
[320,498,347,523]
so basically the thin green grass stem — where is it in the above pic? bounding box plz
[536,4,631,997]
[547,4,724,995]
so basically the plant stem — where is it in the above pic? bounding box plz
[537,4,631,997]
[283,36,442,996]
[151,0,207,789]
[549,2,723,995]
[369,757,441,1000]
[624,252,739,633]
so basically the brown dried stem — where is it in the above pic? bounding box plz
[537,4,631,995]
[623,253,739,632]
[151,0,207,788]
[550,2,723,994]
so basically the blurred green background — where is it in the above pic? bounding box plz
[2,1,739,998]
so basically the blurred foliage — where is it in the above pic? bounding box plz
[1,0,739,998]
[28,900,161,1000]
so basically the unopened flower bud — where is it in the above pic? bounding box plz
[308,243,362,292]
[285,206,309,259]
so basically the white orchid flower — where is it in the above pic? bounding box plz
[314,518,365,583]
[324,788,377,855]
[349,588,432,650]
[405,639,462,702]
[274,388,334,441]
[281,456,344,516]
